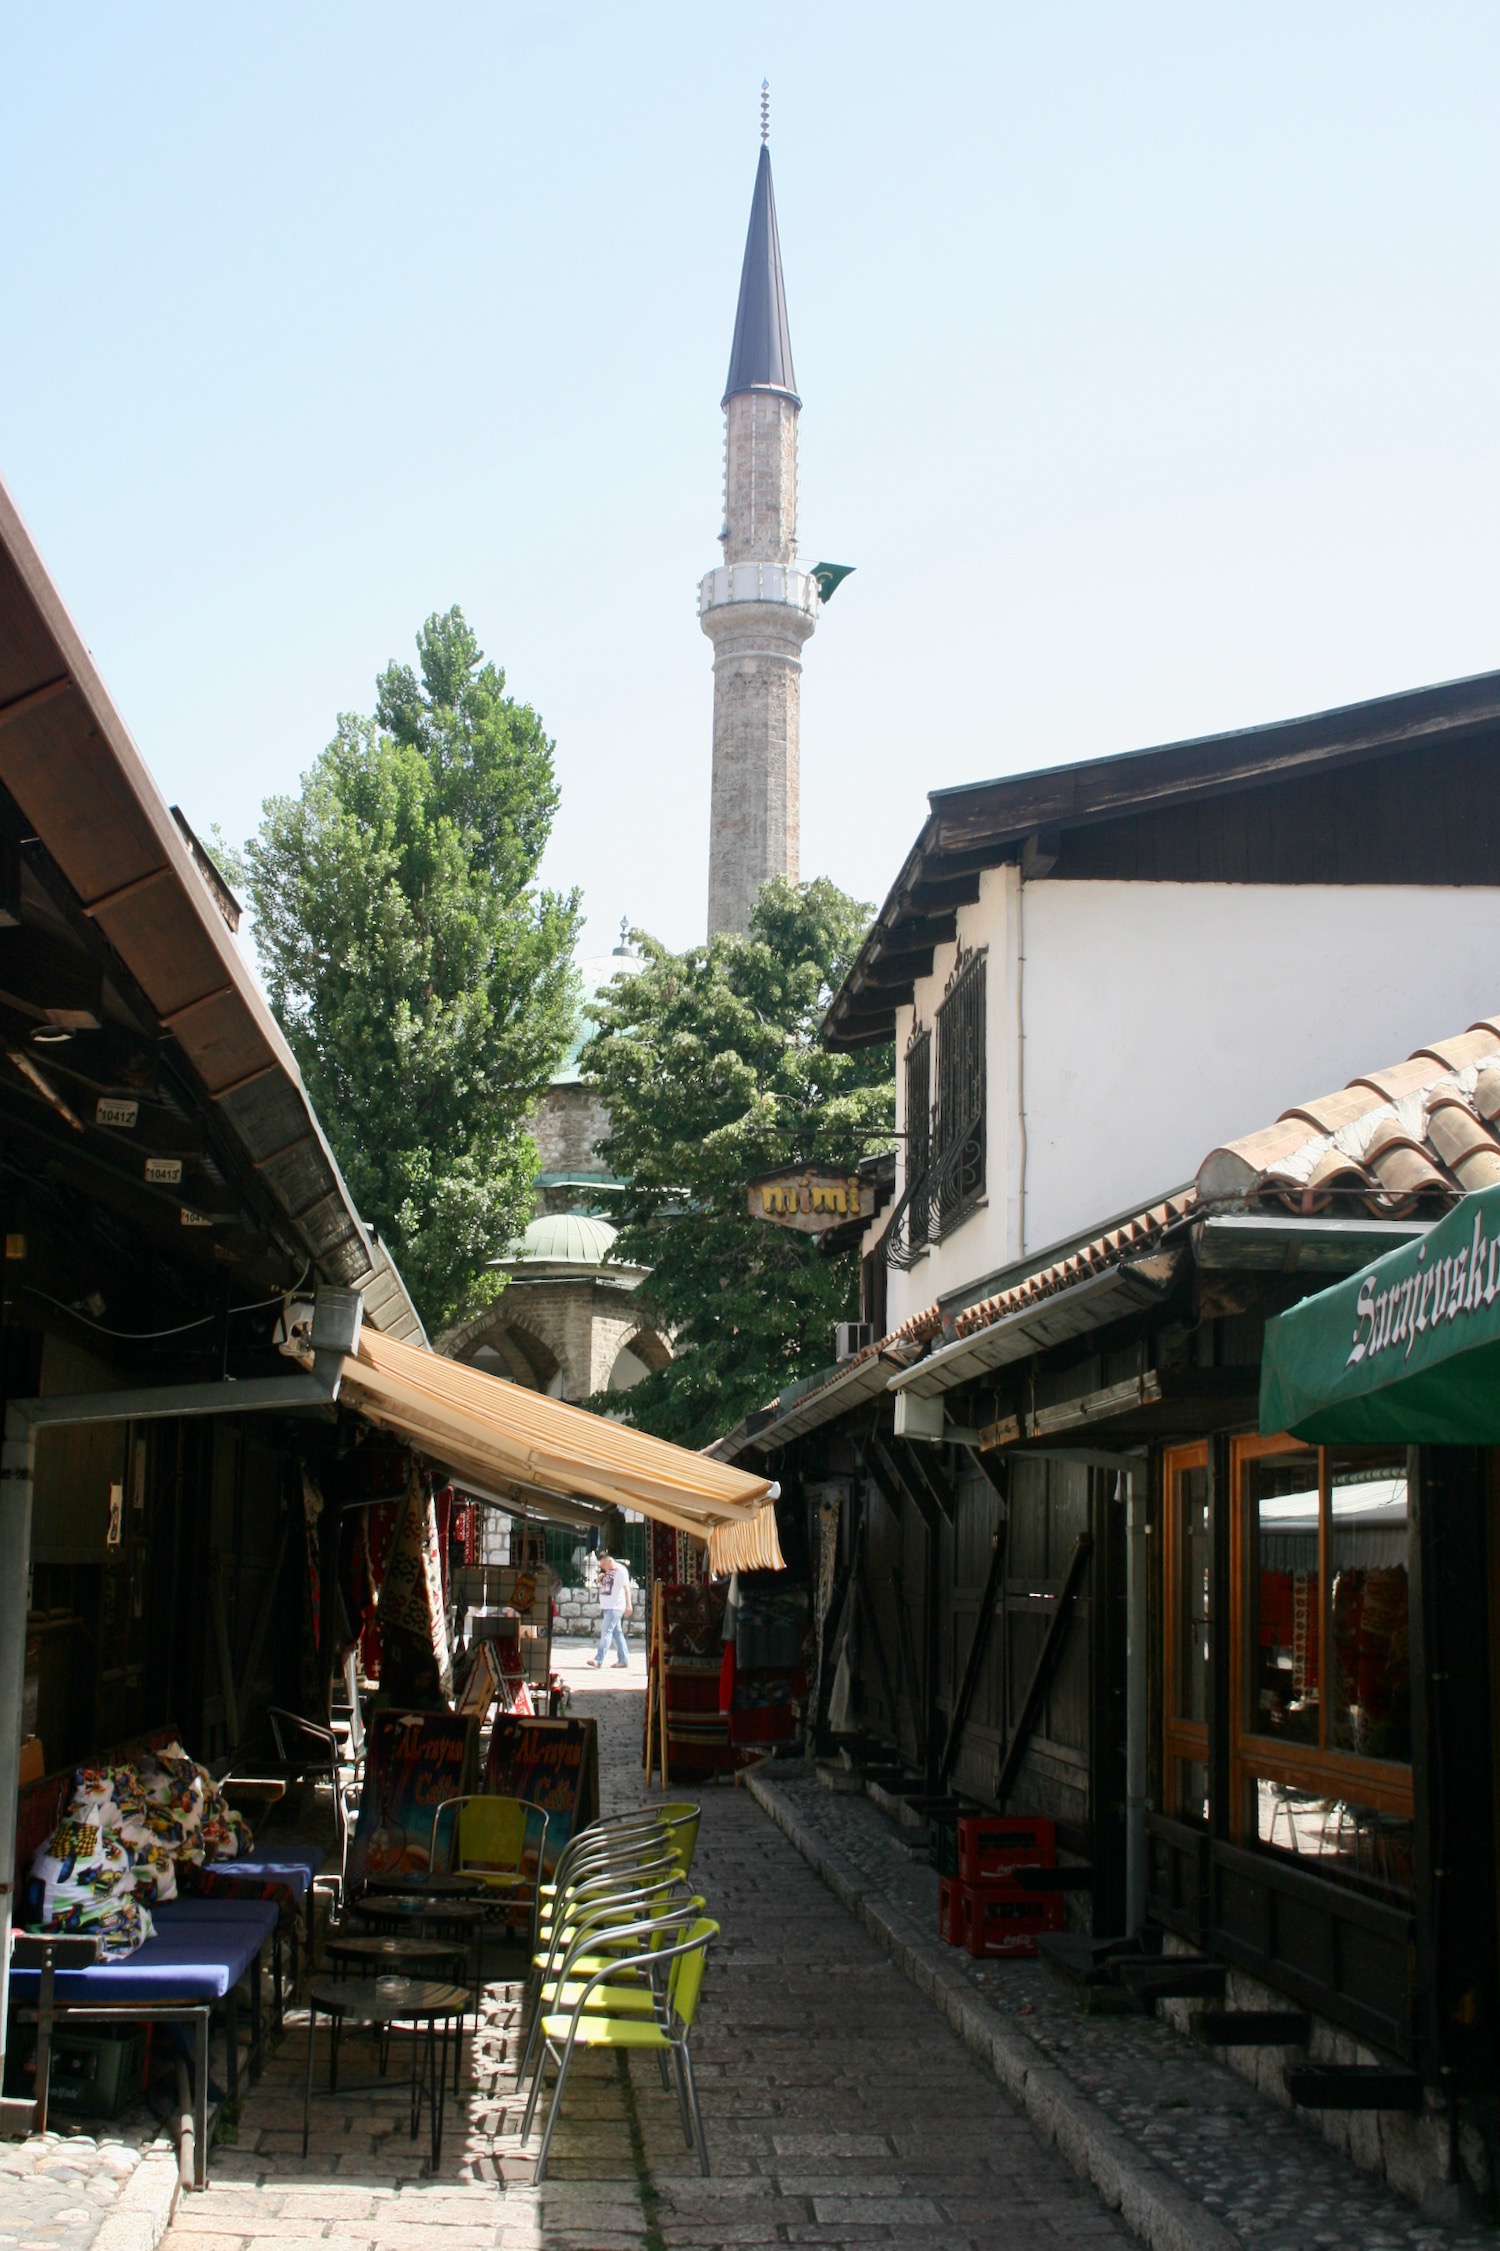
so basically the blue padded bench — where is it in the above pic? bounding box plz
[8,1900,278,2179]
[188,1845,324,1911]
[185,1843,325,1990]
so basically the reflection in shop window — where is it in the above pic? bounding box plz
[1246,1448,1321,1747]
[1326,1452,1410,1763]
[1251,1779,1414,1904]
[1175,1466,1211,1728]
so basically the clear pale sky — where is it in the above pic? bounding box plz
[5,5,1500,957]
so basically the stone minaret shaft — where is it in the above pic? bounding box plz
[702,143,818,937]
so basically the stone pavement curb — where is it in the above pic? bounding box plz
[91,2147,181,2251]
[745,1769,1239,2251]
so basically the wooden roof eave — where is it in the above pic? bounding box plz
[0,476,424,1340]
[824,664,1500,1052]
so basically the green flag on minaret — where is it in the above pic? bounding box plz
[810,563,855,603]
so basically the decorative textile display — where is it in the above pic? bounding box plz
[375,1473,454,1707]
[651,1523,707,1589]
[1331,1565,1411,1759]
[807,1489,844,1730]
[302,1473,324,1654]
[720,1575,810,1747]
[645,1583,735,1781]
[25,1743,254,1959]
[347,1709,478,1886]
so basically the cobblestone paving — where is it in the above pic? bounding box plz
[0,2128,168,2251]
[156,1652,1134,2250]
[755,1769,1498,2251]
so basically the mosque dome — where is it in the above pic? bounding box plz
[552,932,639,1085]
[508,1212,620,1267]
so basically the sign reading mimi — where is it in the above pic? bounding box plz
[746,1167,875,1236]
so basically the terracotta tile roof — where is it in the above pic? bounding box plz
[714,1015,1500,1455]
[1196,1016,1500,1214]
[946,1196,1194,1340]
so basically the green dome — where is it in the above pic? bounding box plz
[510,1212,620,1266]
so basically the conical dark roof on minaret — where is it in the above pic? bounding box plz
[723,144,799,407]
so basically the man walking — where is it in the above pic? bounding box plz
[587,1549,633,1669]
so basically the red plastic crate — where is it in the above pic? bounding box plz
[957,1881,1064,1959]
[957,1814,1056,1886]
[938,1874,964,1947]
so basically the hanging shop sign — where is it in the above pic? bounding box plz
[746,1166,876,1235]
[1260,1180,1500,1444]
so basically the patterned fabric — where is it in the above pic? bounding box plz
[662,1582,726,1659]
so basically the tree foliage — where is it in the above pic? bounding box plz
[583,878,893,1447]
[245,608,581,1330]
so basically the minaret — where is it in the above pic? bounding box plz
[702,97,819,937]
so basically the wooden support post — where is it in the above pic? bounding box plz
[939,1516,1008,1785]
[889,1562,924,1766]
[657,1581,670,1788]
[643,1579,658,1777]
[995,1532,1093,1809]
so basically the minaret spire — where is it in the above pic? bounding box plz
[701,119,819,938]
[723,140,797,409]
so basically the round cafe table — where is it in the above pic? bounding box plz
[323,1936,470,2093]
[303,1976,468,2168]
[346,1896,489,2029]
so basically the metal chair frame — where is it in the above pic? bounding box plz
[521,1921,718,2182]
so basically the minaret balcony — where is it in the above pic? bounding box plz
[698,562,820,620]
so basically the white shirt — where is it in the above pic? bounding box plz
[598,1562,632,1614]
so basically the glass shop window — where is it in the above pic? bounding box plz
[1231,1437,1413,1905]
[1174,1461,1211,1729]
[1326,1451,1411,1764]
[1245,1445,1321,1748]
[1161,1443,1211,1825]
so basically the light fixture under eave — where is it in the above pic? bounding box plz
[30,1025,73,1046]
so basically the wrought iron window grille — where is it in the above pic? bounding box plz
[882,1109,984,1270]
[903,1023,932,1255]
[933,947,986,1240]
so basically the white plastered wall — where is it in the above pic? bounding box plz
[883,876,1500,1332]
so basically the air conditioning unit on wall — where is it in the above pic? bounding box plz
[834,1322,875,1362]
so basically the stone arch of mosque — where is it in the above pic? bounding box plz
[456,1315,567,1398]
[437,1213,672,1407]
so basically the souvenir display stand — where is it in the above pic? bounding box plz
[644,1581,735,1787]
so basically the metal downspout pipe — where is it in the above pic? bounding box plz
[0,1289,361,2131]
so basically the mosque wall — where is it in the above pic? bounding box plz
[530,1082,612,1181]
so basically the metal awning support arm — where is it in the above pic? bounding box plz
[0,1287,360,2136]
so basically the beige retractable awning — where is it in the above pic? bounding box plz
[703,1504,786,1577]
[339,1327,776,1550]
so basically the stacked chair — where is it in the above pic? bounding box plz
[509,1802,718,2182]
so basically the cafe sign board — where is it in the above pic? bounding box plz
[747,1166,876,1236]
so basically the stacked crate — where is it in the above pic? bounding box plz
[938,1814,1063,1959]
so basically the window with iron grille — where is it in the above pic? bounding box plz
[903,1023,931,1250]
[933,946,986,1237]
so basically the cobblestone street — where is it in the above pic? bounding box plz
[744,1770,1499,2251]
[154,1647,1134,2251]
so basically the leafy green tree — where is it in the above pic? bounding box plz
[245,608,581,1330]
[584,878,893,1447]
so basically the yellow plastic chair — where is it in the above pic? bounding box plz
[538,1805,701,1904]
[516,1894,706,2100]
[522,1917,719,2181]
[533,1866,689,1989]
[431,1794,549,1943]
